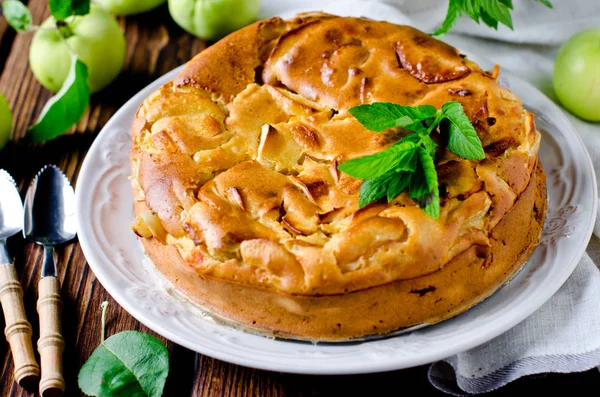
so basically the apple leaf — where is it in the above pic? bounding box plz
[78,331,169,397]
[49,0,90,21]
[78,302,169,397]
[27,56,90,144]
[2,0,33,32]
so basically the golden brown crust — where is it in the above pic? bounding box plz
[130,13,546,339]
[136,163,546,340]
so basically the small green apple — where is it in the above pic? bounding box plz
[553,29,600,122]
[96,0,167,16]
[29,5,126,94]
[0,92,12,150]
[168,0,260,41]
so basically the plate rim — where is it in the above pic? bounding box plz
[75,57,598,375]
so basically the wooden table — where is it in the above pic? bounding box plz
[0,2,599,396]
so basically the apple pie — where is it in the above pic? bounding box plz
[130,13,546,340]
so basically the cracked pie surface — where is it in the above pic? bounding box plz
[130,13,546,340]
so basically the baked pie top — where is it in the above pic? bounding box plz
[131,13,541,296]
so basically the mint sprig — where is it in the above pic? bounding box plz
[433,0,553,37]
[339,101,485,218]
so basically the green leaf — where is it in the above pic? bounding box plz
[49,0,90,21]
[479,9,499,29]
[420,134,438,159]
[461,0,482,23]
[482,0,513,29]
[409,148,440,218]
[2,0,33,32]
[433,0,461,36]
[338,134,419,179]
[422,193,440,218]
[348,103,437,132]
[408,166,429,200]
[27,57,90,144]
[78,331,169,397]
[341,101,484,218]
[386,172,410,202]
[417,147,438,193]
[441,101,485,160]
[532,0,552,8]
[358,172,392,208]
[433,0,551,37]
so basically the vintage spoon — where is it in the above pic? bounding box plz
[0,169,40,390]
[24,165,76,397]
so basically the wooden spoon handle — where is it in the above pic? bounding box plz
[37,276,65,396]
[0,262,40,390]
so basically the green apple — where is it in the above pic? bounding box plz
[168,0,260,41]
[96,0,166,15]
[29,5,126,94]
[553,29,600,122]
[0,92,12,150]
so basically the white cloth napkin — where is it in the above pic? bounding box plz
[261,0,600,394]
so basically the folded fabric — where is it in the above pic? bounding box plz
[428,253,600,395]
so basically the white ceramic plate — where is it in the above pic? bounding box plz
[76,56,597,374]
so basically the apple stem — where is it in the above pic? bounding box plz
[100,301,109,344]
[55,23,78,59]
[56,20,74,40]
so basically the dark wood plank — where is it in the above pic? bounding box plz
[0,1,598,396]
[0,1,201,396]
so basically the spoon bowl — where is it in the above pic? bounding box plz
[23,165,76,247]
[0,169,24,241]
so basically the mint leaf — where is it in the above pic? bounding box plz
[49,0,90,21]
[341,101,482,218]
[461,0,481,23]
[2,0,32,32]
[417,147,438,193]
[441,101,485,160]
[417,147,440,218]
[533,0,553,8]
[78,331,169,397]
[408,165,430,200]
[482,0,513,29]
[349,103,437,132]
[420,134,438,159]
[408,149,440,218]
[479,9,499,29]
[386,172,410,202]
[27,57,90,144]
[338,134,419,179]
[434,0,552,35]
[432,0,461,36]
[358,172,393,208]
[422,193,440,218]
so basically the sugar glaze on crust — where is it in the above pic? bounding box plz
[130,13,546,339]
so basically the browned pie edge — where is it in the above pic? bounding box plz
[133,160,546,341]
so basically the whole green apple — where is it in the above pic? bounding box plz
[96,0,166,15]
[0,92,12,150]
[553,29,600,122]
[29,5,126,94]
[168,0,260,41]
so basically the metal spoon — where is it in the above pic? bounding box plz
[0,169,40,390]
[24,165,76,397]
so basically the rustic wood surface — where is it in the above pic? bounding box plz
[0,1,599,396]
